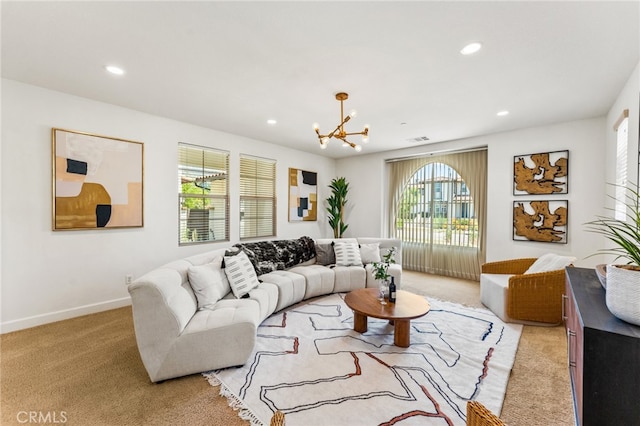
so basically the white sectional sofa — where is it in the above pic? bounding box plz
[128,236,401,382]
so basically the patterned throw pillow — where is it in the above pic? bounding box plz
[333,242,363,267]
[188,256,231,309]
[359,243,381,264]
[224,251,260,298]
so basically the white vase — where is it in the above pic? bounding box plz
[605,265,640,326]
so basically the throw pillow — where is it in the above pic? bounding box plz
[359,243,381,264]
[187,256,230,310]
[315,243,336,266]
[224,251,260,298]
[333,242,363,267]
[525,253,577,274]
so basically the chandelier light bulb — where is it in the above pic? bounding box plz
[321,137,329,144]
[362,135,369,143]
[313,122,319,130]
[349,110,357,118]
[320,142,328,149]
[355,145,362,152]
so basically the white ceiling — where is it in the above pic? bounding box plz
[2,1,639,159]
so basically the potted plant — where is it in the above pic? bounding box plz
[371,247,397,304]
[585,183,640,326]
[371,247,397,282]
[326,177,349,238]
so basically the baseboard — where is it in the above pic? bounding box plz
[0,297,132,334]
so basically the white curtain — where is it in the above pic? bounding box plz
[388,149,487,281]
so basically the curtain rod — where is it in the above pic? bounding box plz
[385,145,488,163]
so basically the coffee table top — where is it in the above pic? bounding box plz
[344,287,430,321]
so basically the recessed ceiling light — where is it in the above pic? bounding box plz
[497,110,509,116]
[267,119,277,125]
[105,65,125,75]
[460,42,482,55]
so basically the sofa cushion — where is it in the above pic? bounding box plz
[315,243,336,265]
[333,241,363,266]
[224,251,261,298]
[234,236,316,275]
[187,256,230,310]
[525,253,576,274]
[359,243,381,264]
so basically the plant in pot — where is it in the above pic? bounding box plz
[326,177,349,238]
[585,183,640,326]
[371,247,397,304]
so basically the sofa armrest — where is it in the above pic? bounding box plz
[506,268,566,324]
[481,258,536,275]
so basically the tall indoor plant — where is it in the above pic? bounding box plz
[585,183,640,326]
[326,177,349,238]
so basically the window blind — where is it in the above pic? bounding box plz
[178,143,229,244]
[240,154,276,239]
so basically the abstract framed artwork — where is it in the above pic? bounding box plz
[288,168,317,221]
[52,128,144,230]
[513,150,568,195]
[513,200,568,244]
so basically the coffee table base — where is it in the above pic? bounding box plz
[352,312,411,348]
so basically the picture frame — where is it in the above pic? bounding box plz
[288,167,317,222]
[513,200,568,244]
[513,150,568,195]
[52,128,144,230]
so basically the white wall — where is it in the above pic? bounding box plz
[337,117,607,267]
[0,79,336,332]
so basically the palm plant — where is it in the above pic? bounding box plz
[327,177,349,238]
[585,183,640,267]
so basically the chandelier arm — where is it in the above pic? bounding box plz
[336,136,356,148]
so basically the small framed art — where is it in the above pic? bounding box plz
[288,167,317,221]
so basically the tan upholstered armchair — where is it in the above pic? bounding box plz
[480,257,569,324]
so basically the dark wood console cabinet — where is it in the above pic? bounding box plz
[564,267,640,426]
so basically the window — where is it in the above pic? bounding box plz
[178,143,229,245]
[614,109,629,221]
[240,155,276,239]
[397,162,478,247]
[387,149,487,280]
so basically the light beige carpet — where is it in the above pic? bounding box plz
[0,270,574,425]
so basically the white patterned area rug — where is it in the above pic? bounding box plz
[205,293,523,426]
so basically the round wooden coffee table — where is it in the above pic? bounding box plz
[344,287,430,347]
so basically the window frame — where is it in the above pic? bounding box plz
[177,143,229,245]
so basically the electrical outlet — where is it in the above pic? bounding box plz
[125,274,133,285]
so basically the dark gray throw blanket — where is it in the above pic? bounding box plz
[234,236,316,275]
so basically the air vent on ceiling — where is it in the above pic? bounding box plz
[407,136,430,143]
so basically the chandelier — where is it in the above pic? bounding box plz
[313,92,369,151]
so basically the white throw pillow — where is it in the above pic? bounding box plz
[359,243,381,264]
[224,251,260,298]
[334,242,363,266]
[525,253,576,274]
[188,257,230,310]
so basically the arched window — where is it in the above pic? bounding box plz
[395,162,478,248]
[388,149,487,280]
